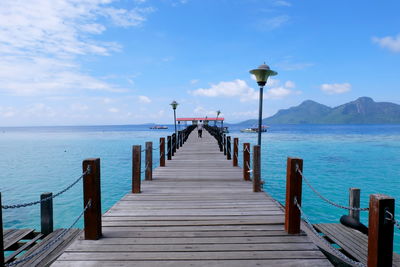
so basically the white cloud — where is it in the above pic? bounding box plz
[138,95,151,103]
[372,34,400,53]
[193,106,219,117]
[108,107,119,113]
[191,79,299,102]
[0,0,153,96]
[190,79,199,85]
[320,83,351,94]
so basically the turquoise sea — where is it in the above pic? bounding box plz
[0,124,399,253]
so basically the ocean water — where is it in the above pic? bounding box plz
[0,124,399,253]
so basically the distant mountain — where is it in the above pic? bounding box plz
[238,97,400,124]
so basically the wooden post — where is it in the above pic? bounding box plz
[349,188,360,222]
[284,157,303,235]
[226,136,231,160]
[0,193,4,266]
[172,133,176,156]
[160,137,165,167]
[223,134,227,155]
[180,131,183,147]
[167,136,172,160]
[253,145,261,192]
[83,158,102,240]
[176,131,180,149]
[145,142,152,181]
[367,194,394,267]
[243,143,250,181]
[40,192,53,235]
[132,145,141,193]
[233,138,239,166]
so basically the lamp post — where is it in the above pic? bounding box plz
[250,63,277,147]
[170,100,178,136]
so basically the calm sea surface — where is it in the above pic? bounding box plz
[0,124,399,253]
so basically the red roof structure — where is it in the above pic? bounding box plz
[177,117,224,122]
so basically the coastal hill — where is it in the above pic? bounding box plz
[239,97,400,124]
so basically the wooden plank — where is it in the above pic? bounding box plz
[53,259,333,267]
[54,130,329,266]
[4,229,34,250]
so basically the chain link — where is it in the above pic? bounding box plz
[294,197,366,267]
[385,210,400,230]
[296,165,369,212]
[5,199,92,267]
[246,161,253,173]
[2,167,90,210]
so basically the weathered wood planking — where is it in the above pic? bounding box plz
[53,130,332,266]
[314,223,400,267]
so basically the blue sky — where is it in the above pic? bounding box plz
[0,0,399,126]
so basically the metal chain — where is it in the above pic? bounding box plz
[296,165,369,212]
[294,197,366,267]
[5,199,92,267]
[2,167,90,210]
[141,161,150,174]
[385,210,400,230]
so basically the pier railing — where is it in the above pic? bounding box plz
[203,126,398,267]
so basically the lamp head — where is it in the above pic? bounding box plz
[170,100,178,110]
[250,63,277,86]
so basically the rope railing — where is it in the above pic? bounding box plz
[295,165,369,212]
[5,199,92,267]
[294,197,366,267]
[2,167,91,210]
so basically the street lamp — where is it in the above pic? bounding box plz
[170,100,179,136]
[250,63,277,146]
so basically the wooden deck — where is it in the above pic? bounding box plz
[3,228,80,266]
[53,131,331,266]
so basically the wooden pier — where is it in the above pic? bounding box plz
[53,130,331,266]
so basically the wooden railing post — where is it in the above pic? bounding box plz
[145,142,152,181]
[180,131,183,147]
[132,146,141,193]
[0,193,4,266]
[83,158,102,240]
[172,133,176,156]
[253,145,261,192]
[167,136,172,160]
[233,138,239,166]
[223,134,227,155]
[367,194,394,267]
[243,143,250,181]
[284,157,303,235]
[349,188,360,222]
[160,137,165,167]
[226,136,231,160]
[176,131,180,149]
[40,192,53,235]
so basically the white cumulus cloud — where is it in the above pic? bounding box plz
[0,0,153,96]
[138,95,151,103]
[372,34,400,53]
[320,83,351,94]
[191,79,299,102]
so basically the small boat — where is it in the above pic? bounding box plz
[149,125,168,129]
[240,125,269,133]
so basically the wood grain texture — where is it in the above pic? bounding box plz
[53,131,331,267]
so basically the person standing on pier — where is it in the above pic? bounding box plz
[197,120,203,138]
